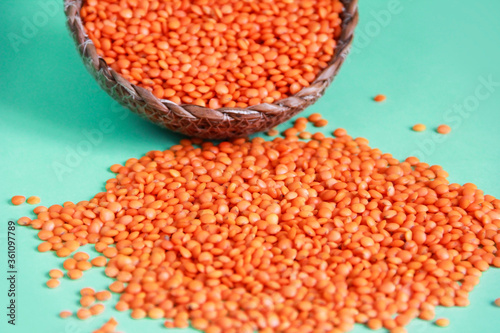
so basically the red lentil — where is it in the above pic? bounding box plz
[49,269,64,279]
[412,124,426,132]
[46,279,60,289]
[435,318,450,327]
[11,195,25,205]
[308,113,323,122]
[19,122,500,332]
[59,310,72,318]
[27,196,41,205]
[314,119,329,127]
[94,317,118,333]
[90,303,105,315]
[494,298,500,307]
[437,124,452,134]
[81,287,95,296]
[82,0,344,108]
[374,94,386,102]
[77,308,92,320]
[267,129,279,137]
[91,256,107,267]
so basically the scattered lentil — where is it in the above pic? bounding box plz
[96,290,112,301]
[49,269,64,279]
[11,195,25,205]
[437,124,452,134]
[27,196,41,205]
[435,318,450,327]
[59,310,72,318]
[374,94,386,102]
[46,279,60,289]
[19,123,500,332]
[412,124,426,132]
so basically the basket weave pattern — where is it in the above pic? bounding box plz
[64,0,359,139]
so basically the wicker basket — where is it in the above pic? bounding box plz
[64,0,359,139]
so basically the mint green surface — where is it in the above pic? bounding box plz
[1,0,500,332]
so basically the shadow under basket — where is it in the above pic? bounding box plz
[64,0,359,140]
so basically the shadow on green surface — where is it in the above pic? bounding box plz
[0,10,185,147]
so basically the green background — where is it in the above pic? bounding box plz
[1,0,500,332]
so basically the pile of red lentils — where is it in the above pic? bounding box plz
[17,117,500,333]
[81,0,343,108]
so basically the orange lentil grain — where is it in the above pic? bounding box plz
[17,216,31,226]
[96,290,112,301]
[90,303,105,315]
[27,196,41,205]
[80,287,95,296]
[437,124,452,134]
[46,279,60,289]
[314,119,328,127]
[374,94,386,102]
[494,298,500,307]
[307,113,322,122]
[333,128,347,137]
[412,124,426,132]
[90,256,107,267]
[68,269,83,280]
[435,318,450,327]
[80,295,96,307]
[266,129,279,136]
[74,252,90,261]
[59,310,72,318]
[76,308,92,320]
[11,195,25,205]
[49,269,64,279]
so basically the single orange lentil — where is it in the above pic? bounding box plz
[63,258,77,270]
[148,307,165,319]
[56,247,72,258]
[267,129,279,136]
[73,252,90,261]
[80,287,95,296]
[80,295,96,307]
[109,281,125,293]
[96,290,112,301]
[314,119,328,127]
[435,318,450,327]
[59,310,72,318]
[115,301,129,312]
[412,123,426,132]
[11,195,25,205]
[91,256,107,267]
[37,242,52,252]
[46,279,60,289]
[299,131,312,139]
[27,196,41,205]
[308,113,322,122]
[333,128,347,137]
[437,124,452,134]
[131,308,147,320]
[76,308,92,320]
[90,303,105,316]
[76,261,92,271]
[17,216,31,226]
[374,94,386,102]
[67,269,83,280]
[494,298,500,307]
[49,269,64,279]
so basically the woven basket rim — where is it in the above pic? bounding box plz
[64,0,359,139]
